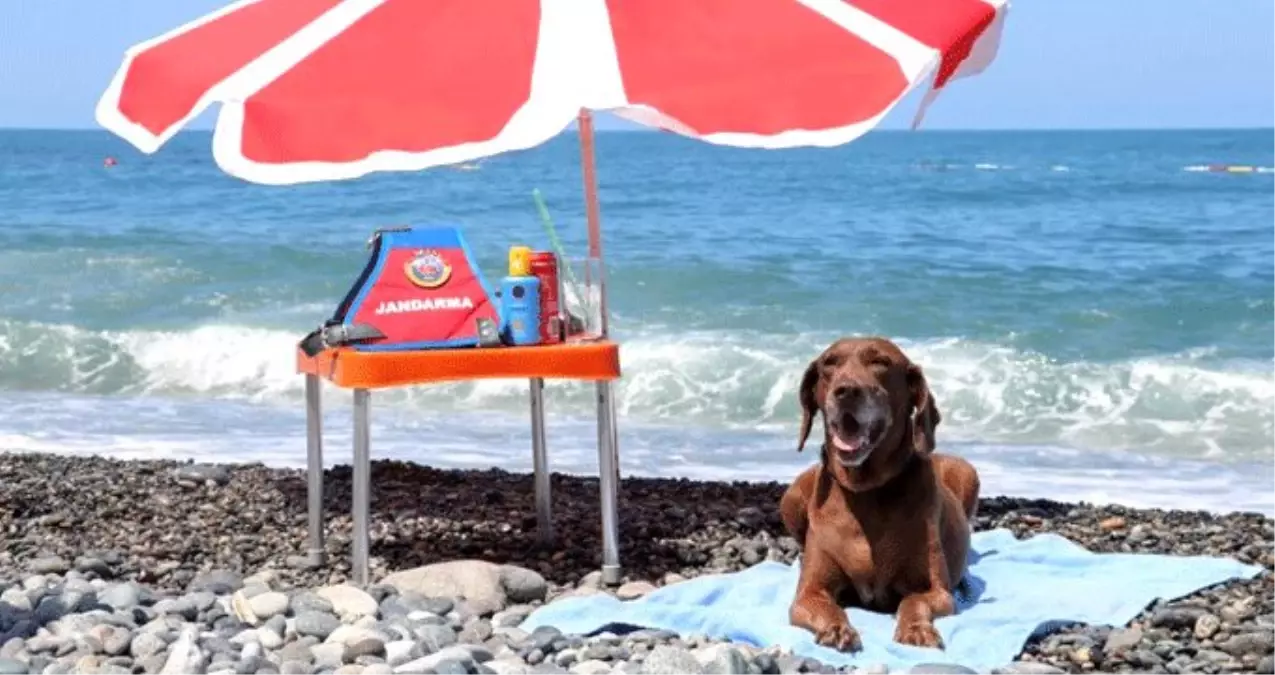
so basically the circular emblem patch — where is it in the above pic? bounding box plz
[404,249,452,288]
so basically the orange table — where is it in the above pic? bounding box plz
[297,341,623,586]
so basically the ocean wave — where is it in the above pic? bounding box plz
[0,319,1270,462]
[1182,164,1275,174]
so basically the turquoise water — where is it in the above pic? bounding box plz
[0,128,1271,513]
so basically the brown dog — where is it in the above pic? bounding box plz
[779,337,980,651]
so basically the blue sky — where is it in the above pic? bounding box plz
[0,0,1270,131]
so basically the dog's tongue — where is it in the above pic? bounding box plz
[830,434,863,452]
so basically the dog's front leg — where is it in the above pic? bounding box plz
[893,524,956,649]
[790,559,861,652]
[894,587,953,648]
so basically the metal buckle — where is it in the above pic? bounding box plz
[366,225,411,250]
[319,325,346,349]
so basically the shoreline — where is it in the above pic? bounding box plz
[0,450,1269,674]
[4,430,1271,519]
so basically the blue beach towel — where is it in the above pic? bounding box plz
[522,528,1264,672]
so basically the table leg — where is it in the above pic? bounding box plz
[529,378,553,544]
[595,380,622,586]
[305,374,326,567]
[351,388,371,587]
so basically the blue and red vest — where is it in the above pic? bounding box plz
[300,226,501,354]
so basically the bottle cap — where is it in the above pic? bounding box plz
[509,245,532,276]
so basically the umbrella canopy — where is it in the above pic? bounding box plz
[97,0,1008,186]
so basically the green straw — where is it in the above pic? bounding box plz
[531,189,583,291]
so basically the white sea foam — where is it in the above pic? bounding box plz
[0,320,1270,464]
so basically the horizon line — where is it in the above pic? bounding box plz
[1,125,1272,134]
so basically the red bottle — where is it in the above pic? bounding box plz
[529,251,562,344]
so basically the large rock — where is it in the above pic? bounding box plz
[316,585,378,622]
[643,646,703,674]
[379,561,546,616]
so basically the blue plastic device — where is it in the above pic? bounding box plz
[499,276,542,346]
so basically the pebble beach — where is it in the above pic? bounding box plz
[0,452,1268,675]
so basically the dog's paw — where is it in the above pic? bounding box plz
[815,622,862,652]
[894,620,944,649]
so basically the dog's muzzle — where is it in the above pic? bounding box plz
[825,389,891,468]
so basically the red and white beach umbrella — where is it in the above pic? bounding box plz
[97,0,1008,187]
[95,0,1010,586]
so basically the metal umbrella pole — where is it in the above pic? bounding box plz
[578,109,622,586]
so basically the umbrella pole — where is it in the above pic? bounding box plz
[578,109,622,586]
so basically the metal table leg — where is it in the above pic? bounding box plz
[530,378,553,544]
[305,374,326,567]
[351,388,371,586]
[595,380,622,586]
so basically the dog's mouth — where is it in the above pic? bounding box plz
[828,419,886,468]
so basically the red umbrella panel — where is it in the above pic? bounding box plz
[97,0,1008,186]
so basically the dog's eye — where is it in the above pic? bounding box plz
[869,359,892,371]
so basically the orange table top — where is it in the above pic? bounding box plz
[297,340,621,389]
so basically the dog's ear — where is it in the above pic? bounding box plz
[907,363,941,454]
[797,358,821,452]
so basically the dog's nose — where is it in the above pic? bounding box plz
[832,384,865,404]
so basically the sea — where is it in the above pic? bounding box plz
[0,128,1271,515]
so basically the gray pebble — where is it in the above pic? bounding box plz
[775,654,802,674]
[528,627,561,654]
[0,589,31,613]
[172,463,231,486]
[190,571,243,596]
[461,619,495,644]
[249,592,290,621]
[280,661,314,675]
[295,612,341,641]
[432,660,471,675]
[1194,648,1233,664]
[486,658,533,675]
[238,584,271,603]
[994,663,1065,673]
[281,640,318,665]
[154,597,199,621]
[908,665,977,675]
[384,641,419,668]
[265,614,287,636]
[1151,606,1208,629]
[33,596,68,627]
[94,625,132,657]
[1256,655,1273,674]
[1219,630,1275,656]
[27,558,69,576]
[128,632,167,660]
[415,624,458,652]
[703,646,750,675]
[553,649,577,668]
[420,598,455,617]
[291,593,335,617]
[572,659,612,675]
[311,643,348,669]
[72,558,111,579]
[189,591,218,613]
[96,584,140,612]
[642,646,703,674]
[1102,627,1141,654]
